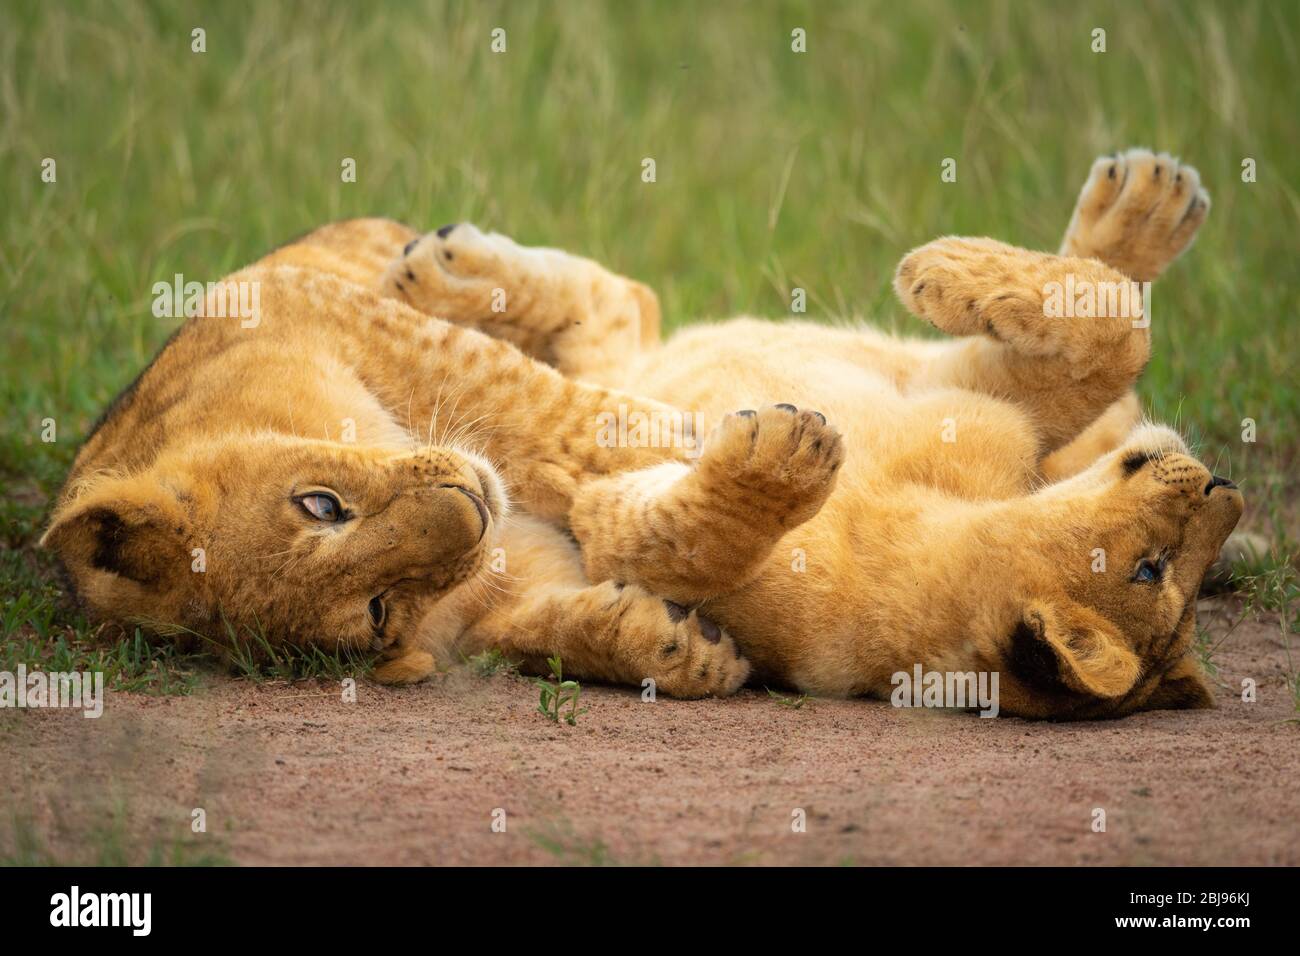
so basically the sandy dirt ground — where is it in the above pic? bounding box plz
[3,596,1297,866]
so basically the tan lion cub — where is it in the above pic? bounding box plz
[44,222,851,696]
[386,149,1241,718]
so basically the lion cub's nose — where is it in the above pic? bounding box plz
[452,486,490,540]
[410,484,489,567]
[1205,475,1237,494]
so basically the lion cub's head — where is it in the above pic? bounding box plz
[42,434,507,656]
[999,425,1243,718]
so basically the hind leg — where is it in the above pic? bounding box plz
[896,237,1150,456]
[378,223,659,387]
[1049,149,1212,476]
[1060,148,1210,282]
[1039,393,1143,482]
[464,580,750,699]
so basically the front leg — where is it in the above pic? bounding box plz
[380,223,660,387]
[390,322,686,521]
[464,581,750,699]
[255,265,688,522]
[570,404,843,603]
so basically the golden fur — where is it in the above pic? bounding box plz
[45,149,1239,717]
[383,149,1238,718]
[43,222,751,696]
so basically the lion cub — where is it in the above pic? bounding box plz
[43,221,845,696]
[384,149,1242,718]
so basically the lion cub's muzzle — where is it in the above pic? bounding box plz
[448,484,490,541]
[401,482,491,572]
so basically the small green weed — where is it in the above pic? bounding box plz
[536,656,587,726]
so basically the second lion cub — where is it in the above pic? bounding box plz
[383,149,1240,719]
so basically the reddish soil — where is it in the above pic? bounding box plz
[3,597,1297,866]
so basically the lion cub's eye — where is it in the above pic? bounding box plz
[1132,558,1164,584]
[297,492,343,522]
[367,595,386,632]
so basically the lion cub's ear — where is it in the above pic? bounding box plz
[1011,600,1141,699]
[42,477,196,618]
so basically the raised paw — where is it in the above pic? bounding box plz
[610,587,750,698]
[382,222,542,323]
[893,237,1143,366]
[1061,148,1210,282]
[895,237,1032,337]
[381,223,657,377]
[700,404,844,528]
[569,405,843,603]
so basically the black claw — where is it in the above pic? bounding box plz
[664,600,690,623]
[736,409,756,418]
[810,410,826,424]
[775,403,797,412]
[403,239,419,256]
[436,223,458,238]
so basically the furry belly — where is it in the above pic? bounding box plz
[629,339,905,443]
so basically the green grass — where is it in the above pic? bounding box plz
[0,543,203,693]
[2,1,1298,678]
[526,828,616,866]
[1195,555,1300,708]
[216,616,374,682]
[524,817,630,865]
[767,687,811,709]
[2,800,233,866]
[464,647,520,678]
[1235,559,1300,710]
